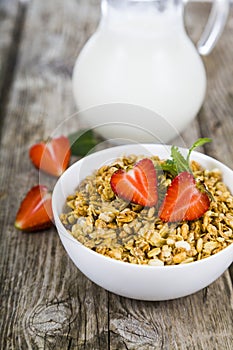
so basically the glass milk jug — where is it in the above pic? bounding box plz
[72,0,229,143]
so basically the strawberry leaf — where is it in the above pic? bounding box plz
[68,129,99,157]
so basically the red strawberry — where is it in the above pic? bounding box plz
[29,136,70,177]
[15,185,53,232]
[110,158,158,207]
[159,171,210,222]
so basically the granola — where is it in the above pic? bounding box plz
[60,155,233,265]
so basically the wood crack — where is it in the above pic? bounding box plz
[0,0,28,140]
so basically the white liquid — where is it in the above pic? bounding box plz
[72,6,206,143]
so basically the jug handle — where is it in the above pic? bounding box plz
[196,0,229,56]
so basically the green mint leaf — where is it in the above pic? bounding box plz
[68,129,99,157]
[187,138,212,164]
[161,138,212,177]
[171,146,190,174]
[160,159,177,177]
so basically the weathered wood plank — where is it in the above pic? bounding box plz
[0,0,108,349]
[109,273,233,349]
[196,4,233,283]
[186,1,233,283]
[186,3,233,284]
[109,3,233,349]
[0,0,27,127]
[0,0,19,89]
[0,1,232,349]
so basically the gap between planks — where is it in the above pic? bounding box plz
[0,0,28,140]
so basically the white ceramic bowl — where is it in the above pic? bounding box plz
[52,144,233,300]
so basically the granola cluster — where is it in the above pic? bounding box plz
[60,155,233,265]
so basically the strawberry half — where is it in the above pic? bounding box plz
[110,158,158,207]
[15,185,53,232]
[29,136,71,177]
[158,171,210,222]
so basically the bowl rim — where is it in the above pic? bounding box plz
[52,143,233,270]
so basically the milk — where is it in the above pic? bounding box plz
[72,1,206,143]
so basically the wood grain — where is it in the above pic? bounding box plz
[0,1,232,349]
[109,274,233,349]
[0,0,26,137]
[0,1,108,349]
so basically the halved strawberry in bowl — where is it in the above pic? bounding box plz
[158,171,210,222]
[110,158,158,207]
[15,185,53,232]
[29,136,71,177]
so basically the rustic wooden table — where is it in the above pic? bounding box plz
[0,0,232,349]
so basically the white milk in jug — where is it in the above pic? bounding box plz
[72,2,206,142]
